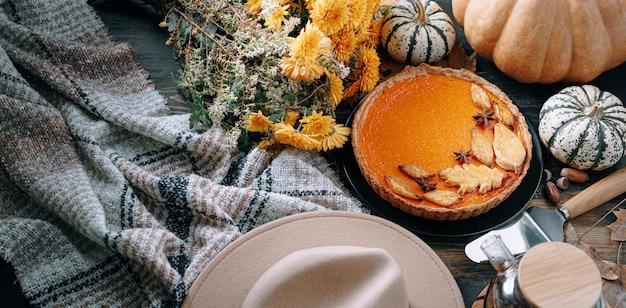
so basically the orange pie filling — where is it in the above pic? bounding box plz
[352,64,532,221]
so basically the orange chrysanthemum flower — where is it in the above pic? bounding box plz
[279,56,325,81]
[331,29,356,62]
[259,137,281,150]
[246,110,274,133]
[304,0,316,11]
[360,18,383,48]
[326,71,344,108]
[279,22,332,81]
[364,0,380,23]
[272,123,320,151]
[309,0,350,36]
[343,79,361,99]
[300,110,334,136]
[289,22,333,59]
[358,46,380,92]
[283,110,301,126]
[318,123,351,151]
[346,0,367,31]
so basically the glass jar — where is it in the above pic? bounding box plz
[481,234,530,308]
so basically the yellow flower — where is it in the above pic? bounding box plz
[346,0,367,31]
[358,46,380,92]
[364,0,381,23]
[283,110,301,126]
[331,29,356,62]
[259,139,271,149]
[304,0,316,11]
[371,17,383,36]
[279,56,322,81]
[300,110,334,136]
[245,0,263,15]
[326,71,344,108]
[289,22,333,58]
[309,0,350,36]
[318,123,351,151]
[259,138,281,150]
[356,18,383,48]
[272,123,320,151]
[343,79,361,99]
[279,22,332,81]
[246,110,273,133]
[264,3,290,31]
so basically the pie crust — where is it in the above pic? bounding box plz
[351,64,533,221]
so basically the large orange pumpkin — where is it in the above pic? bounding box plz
[452,0,626,84]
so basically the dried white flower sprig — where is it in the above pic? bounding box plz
[157,0,384,151]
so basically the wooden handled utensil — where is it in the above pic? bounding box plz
[465,166,626,263]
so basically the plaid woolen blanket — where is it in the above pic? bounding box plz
[0,0,365,306]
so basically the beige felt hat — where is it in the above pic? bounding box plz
[183,211,464,308]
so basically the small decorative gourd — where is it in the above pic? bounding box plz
[538,85,626,171]
[380,0,456,65]
[452,0,626,84]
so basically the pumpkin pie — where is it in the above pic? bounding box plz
[351,64,533,221]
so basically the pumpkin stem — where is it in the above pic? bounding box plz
[586,105,602,119]
[413,0,427,25]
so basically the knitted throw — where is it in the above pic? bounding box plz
[0,0,365,306]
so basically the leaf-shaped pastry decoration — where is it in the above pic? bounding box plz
[471,128,494,166]
[438,164,508,194]
[493,123,526,173]
[422,190,462,207]
[398,164,432,180]
[494,101,515,129]
[385,176,421,200]
[470,83,491,110]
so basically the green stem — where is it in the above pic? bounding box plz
[297,83,325,105]
[170,6,232,55]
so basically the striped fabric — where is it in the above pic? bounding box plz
[0,0,365,306]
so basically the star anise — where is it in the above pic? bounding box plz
[416,175,437,192]
[453,147,472,163]
[473,109,495,127]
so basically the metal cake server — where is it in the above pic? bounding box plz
[465,166,626,263]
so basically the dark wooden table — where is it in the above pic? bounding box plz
[99,2,626,306]
[2,1,625,307]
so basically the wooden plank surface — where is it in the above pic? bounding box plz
[90,1,626,307]
[2,1,625,307]
[95,0,189,114]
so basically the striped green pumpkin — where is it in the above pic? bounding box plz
[538,85,626,171]
[380,0,456,65]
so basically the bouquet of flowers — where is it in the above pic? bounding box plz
[156,0,384,151]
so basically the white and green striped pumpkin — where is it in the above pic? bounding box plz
[380,0,456,65]
[538,85,626,171]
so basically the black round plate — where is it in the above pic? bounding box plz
[341,107,543,238]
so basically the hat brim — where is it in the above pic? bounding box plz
[183,211,464,307]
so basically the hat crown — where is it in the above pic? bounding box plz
[242,245,409,308]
